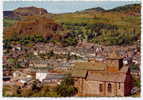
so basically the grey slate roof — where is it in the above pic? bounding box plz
[71,70,87,78]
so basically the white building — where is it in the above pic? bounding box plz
[36,72,47,82]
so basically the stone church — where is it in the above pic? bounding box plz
[71,52,133,96]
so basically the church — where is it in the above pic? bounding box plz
[71,52,133,96]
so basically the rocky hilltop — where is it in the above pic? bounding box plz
[4,6,48,19]
[14,6,48,16]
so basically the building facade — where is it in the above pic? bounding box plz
[72,54,133,96]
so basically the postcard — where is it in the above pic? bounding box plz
[2,0,141,97]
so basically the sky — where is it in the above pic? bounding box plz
[3,1,141,13]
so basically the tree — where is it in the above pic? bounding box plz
[31,84,60,97]
[56,75,78,97]
[31,79,42,92]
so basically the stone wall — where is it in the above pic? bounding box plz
[105,82,124,96]
[83,80,105,96]
[116,82,125,96]
[75,79,126,96]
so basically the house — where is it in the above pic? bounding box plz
[29,60,49,68]
[56,62,73,71]
[35,69,65,83]
[13,71,25,80]
[33,51,38,56]
[13,71,33,84]
[19,75,32,84]
[12,44,22,51]
[71,52,133,96]
[43,74,65,85]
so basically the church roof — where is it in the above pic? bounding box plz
[87,71,127,82]
[71,58,129,80]
[71,61,106,78]
[73,61,106,71]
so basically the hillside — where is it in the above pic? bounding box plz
[53,4,141,45]
[4,16,63,41]
[3,4,141,46]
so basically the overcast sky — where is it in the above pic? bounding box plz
[3,1,141,13]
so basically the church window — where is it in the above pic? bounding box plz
[108,83,112,93]
[99,84,103,92]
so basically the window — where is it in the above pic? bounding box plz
[119,83,120,89]
[108,83,112,93]
[99,84,103,92]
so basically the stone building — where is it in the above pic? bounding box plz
[71,52,133,96]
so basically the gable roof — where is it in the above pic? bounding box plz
[87,71,127,82]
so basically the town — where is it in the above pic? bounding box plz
[3,40,140,96]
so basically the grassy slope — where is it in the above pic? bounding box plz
[54,11,140,30]
[3,18,17,27]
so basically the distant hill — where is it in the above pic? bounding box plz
[108,4,141,16]
[4,6,48,19]
[80,4,140,16]
[3,11,19,19]
[83,7,105,12]
[109,4,140,12]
